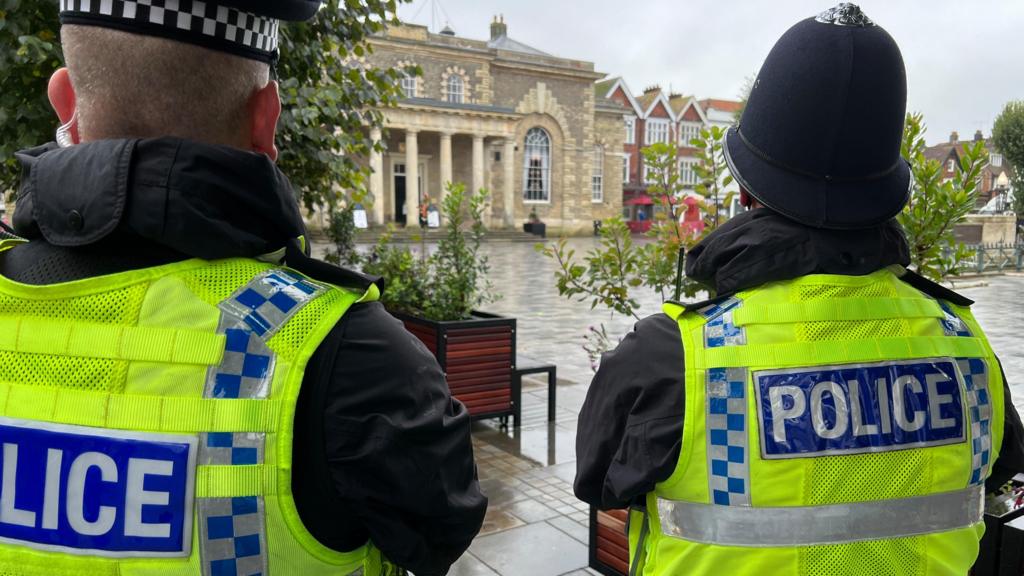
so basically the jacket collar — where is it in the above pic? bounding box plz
[685,207,912,299]
[14,138,307,260]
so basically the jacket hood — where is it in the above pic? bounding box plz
[14,138,307,260]
[685,207,911,298]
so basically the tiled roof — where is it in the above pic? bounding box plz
[699,98,743,113]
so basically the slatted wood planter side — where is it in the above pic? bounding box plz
[398,312,517,421]
[590,507,629,576]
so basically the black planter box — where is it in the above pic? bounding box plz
[397,311,517,422]
[523,222,546,238]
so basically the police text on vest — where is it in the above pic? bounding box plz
[0,418,196,556]
[755,359,966,458]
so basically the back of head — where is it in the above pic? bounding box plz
[61,24,269,147]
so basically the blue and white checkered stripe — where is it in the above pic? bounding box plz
[699,297,746,348]
[937,300,972,337]
[937,303,991,486]
[959,358,992,486]
[706,367,750,506]
[198,269,324,576]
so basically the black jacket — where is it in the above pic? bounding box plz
[3,139,486,576]
[575,208,1024,509]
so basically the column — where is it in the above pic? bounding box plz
[369,127,384,225]
[472,134,487,227]
[472,135,486,196]
[503,138,516,227]
[404,129,419,227]
[440,131,453,207]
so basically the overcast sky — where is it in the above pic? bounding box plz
[397,0,1022,145]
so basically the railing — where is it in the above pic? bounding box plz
[964,243,1024,274]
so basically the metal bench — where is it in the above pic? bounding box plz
[508,354,557,427]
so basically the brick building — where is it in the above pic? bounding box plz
[925,130,1015,208]
[360,17,625,234]
[596,79,742,231]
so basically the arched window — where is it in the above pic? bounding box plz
[445,75,464,104]
[523,128,551,202]
[401,73,417,98]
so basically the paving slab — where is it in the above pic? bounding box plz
[469,522,588,576]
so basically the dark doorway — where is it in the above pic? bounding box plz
[394,163,407,225]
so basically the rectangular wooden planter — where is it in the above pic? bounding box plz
[589,507,629,576]
[397,311,517,421]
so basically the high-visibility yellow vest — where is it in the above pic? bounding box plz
[630,267,1003,576]
[0,248,388,576]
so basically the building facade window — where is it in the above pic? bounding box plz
[679,122,702,146]
[622,155,630,185]
[523,127,552,202]
[445,75,464,104]
[947,158,956,172]
[991,153,1003,167]
[679,158,699,187]
[625,116,636,145]
[401,73,417,98]
[592,146,604,203]
[646,119,670,145]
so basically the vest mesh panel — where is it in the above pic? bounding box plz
[0,283,147,392]
[799,281,927,574]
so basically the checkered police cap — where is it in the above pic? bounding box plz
[58,0,322,63]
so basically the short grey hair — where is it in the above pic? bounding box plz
[61,25,270,146]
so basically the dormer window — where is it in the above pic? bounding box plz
[991,153,1003,168]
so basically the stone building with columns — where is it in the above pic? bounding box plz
[361,17,625,234]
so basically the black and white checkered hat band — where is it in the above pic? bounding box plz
[59,0,280,62]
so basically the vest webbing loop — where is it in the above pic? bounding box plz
[657,485,984,547]
[697,336,986,369]
[0,317,224,365]
[0,383,281,433]
[197,464,278,498]
[732,298,945,326]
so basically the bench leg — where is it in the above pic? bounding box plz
[512,374,523,428]
[548,368,557,422]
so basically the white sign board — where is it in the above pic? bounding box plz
[353,209,369,229]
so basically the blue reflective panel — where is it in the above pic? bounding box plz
[756,359,965,458]
[0,418,195,556]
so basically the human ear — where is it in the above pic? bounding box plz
[48,67,80,144]
[249,80,281,161]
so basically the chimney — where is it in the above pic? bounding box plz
[974,129,984,142]
[950,131,959,143]
[490,15,507,40]
[643,84,661,95]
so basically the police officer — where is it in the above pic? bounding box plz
[575,4,1024,575]
[0,1,485,575]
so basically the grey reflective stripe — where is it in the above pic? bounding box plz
[657,485,984,547]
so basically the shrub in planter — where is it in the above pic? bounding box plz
[355,183,514,419]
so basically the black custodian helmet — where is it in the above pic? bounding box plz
[724,3,911,230]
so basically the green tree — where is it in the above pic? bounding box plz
[276,0,413,212]
[992,100,1024,219]
[539,126,735,368]
[0,0,64,196]
[899,113,986,280]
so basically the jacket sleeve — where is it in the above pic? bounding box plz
[989,359,1024,492]
[318,302,487,576]
[574,313,687,510]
